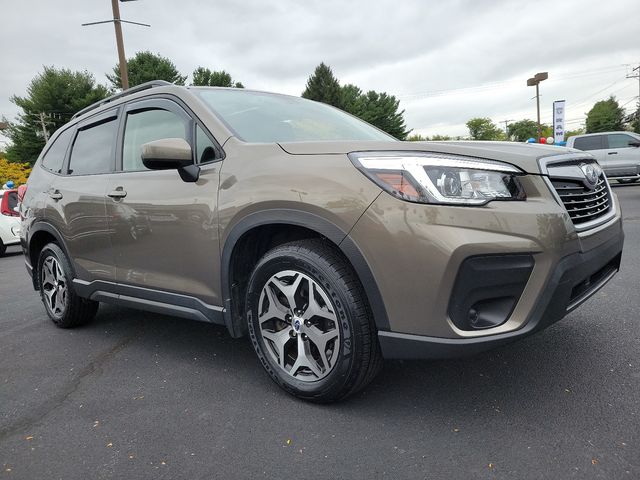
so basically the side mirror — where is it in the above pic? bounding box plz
[629,141,640,148]
[141,138,200,182]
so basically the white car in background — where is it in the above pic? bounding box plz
[0,188,21,256]
[566,131,640,184]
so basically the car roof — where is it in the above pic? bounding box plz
[571,131,637,138]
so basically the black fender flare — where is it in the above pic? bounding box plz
[220,209,390,337]
[27,221,77,288]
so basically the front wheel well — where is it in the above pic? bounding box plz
[226,224,350,337]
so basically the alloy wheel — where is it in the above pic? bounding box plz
[258,270,340,381]
[41,256,67,317]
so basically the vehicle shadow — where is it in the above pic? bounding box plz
[1,246,23,258]
[88,302,601,417]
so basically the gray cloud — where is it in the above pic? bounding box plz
[1,0,639,146]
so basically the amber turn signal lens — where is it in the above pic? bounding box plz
[373,172,420,198]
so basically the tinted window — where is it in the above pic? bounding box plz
[195,89,393,143]
[573,135,604,151]
[122,109,188,171]
[6,191,18,211]
[41,127,74,173]
[608,134,636,149]
[196,125,217,163]
[68,119,117,175]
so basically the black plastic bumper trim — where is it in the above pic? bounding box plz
[379,230,624,360]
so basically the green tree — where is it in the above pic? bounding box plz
[407,133,453,141]
[340,84,363,113]
[6,67,108,164]
[506,119,554,141]
[507,119,539,142]
[466,117,504,140]
[564,127,585,139]
[191,67,244,88]
[107,51,187,89]
[348,91,410,140]
[302,63,410,139]
[585,96,625,133]
[631,103,640,134]
[301,63,342,108]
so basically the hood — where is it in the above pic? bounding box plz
[278,140,586,174]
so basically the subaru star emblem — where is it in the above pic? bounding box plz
[580,163,599,187]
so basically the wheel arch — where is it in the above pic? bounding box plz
[221,209,390,338]
[27,222,76,290]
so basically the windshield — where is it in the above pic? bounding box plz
[193,89,394,143]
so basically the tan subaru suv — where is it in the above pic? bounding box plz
[20,81,624,402]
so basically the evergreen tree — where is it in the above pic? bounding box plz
[349,91,410,140]
[6,67,108,164]
[191,67,244,88]
[107,51,187,89]
[585,96,626,133]
[301,63,343,108]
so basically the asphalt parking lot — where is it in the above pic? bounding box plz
[1,185,639,480]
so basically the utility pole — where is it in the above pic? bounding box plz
[38,112,50,141]
[111,0,129,90]
[527,72,548,141]
[627,64,640,111]
[501,119,514,139]
[82,1,150,91]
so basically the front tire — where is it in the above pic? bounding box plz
[37,243,98,328]
[246,239,382,402]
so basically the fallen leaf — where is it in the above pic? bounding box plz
[106,442,113,448]
[592,459,598,465]
[286,439,292,446]
[161,461,167,465]
[25,436,33,441]
[453,428,459,433]
[488,463,494,469]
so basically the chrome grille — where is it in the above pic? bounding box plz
[550,175,611,225]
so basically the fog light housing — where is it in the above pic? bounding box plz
[448,254,534,331]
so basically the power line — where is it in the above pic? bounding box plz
[397,64,628,101]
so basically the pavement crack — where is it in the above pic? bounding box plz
[0,335,135,442]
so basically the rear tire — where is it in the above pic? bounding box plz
[246,239,382,403]
[0,240,5,257]
[37,242,98,328]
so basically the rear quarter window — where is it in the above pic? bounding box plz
[68,119,118,175]
[41,127,75,173]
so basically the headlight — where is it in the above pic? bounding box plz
[349,152,526,206]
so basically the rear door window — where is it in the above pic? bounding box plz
[68,119,118,175]
[41,127,74,173]
[573,135,604,151]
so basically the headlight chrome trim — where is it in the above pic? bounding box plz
[349,151,526,206]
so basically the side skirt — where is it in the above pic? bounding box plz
[72,279,225,325]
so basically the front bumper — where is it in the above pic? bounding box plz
[347,173,624,358]
[378,231,623,359]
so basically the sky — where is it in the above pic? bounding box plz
[1,0,639,147]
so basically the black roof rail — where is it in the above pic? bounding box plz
[71,80,173,120]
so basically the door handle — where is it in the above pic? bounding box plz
[107,188,127,199]
[608,151,618,155]
[48,190,63,200]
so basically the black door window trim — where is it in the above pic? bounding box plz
[115,95,224,175]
